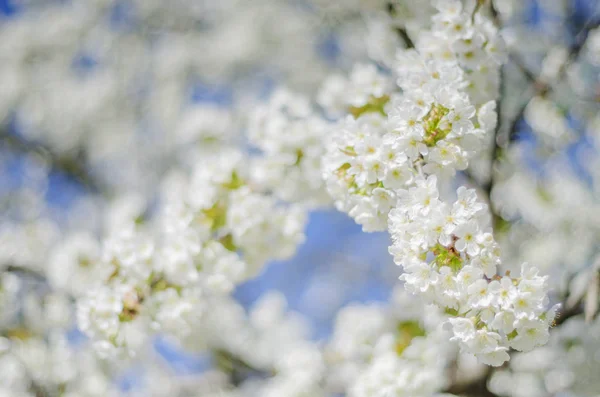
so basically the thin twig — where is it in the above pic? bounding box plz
[395,27,415,49]
[386,2,415,49]
[4,264,47,282]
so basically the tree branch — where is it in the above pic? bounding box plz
[395,27,415,49]
[554,302,584,327]
[0,131,106,195]
[445,367,500,397]
[3,264,47,282]
[386,2,415,49]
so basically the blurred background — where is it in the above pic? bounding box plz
[2,0,600,396]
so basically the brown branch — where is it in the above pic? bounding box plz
[554,302,584,327]
[445,367,500,397]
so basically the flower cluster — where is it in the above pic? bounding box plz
[195,292,327,397]
[389,176,554,366]
[322,56,495,231]
[175,104,237,148]
[414,0,507,105]
[489,316,600,397]
[1,0,582,395]
[389,57,494,177]
[322,113,400,231]
[392,0,506,184]
[0,260,124,397]
[492,163,598,290]
[0,0,366,196]
[326,288,455,396]
[162,150,306,282]
[76,150,307,358]
[0,333,121,397]
[318,64,394,118]
[248,89,331,207]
